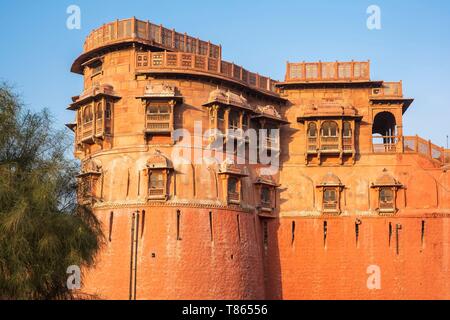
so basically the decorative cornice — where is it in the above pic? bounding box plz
[93,198,255,213]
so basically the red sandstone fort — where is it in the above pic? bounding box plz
[67,18,450,300]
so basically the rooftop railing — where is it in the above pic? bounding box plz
[83,17,221,60]
[135,51,278,93]
[285,61,371,82]
[373,134,449,165]
[371,81,403,98]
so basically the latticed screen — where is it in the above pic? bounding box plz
[181,54,193,68]
[185,37,197,53]
[221,61,231,76]
[233,65,241,79]
[261,187,271,204]
[149,171,165,196]
[305,64,318,79]
[227,178,240,202]
[210,45,220,59]
[249,73,257,86]
[151,53,163,66]
[137,21,147,39]
[289,64,303,80]
[199,40,208,55]
[162,28,172,47]
[104,23,116,41]
[384,83,400,96]
[174,33,185,50]
[150,172,164,188]
[259,76,268,90]
[149,23,160,42]
[146,104,171,131]
[321,63,336,79]
[136,53,149,67]
[208,58,218,72]
[195,56,206,69]
[338,63,351,78]
[379,188,394,210]
[118,20,132,38]
[166,53,178,67]
[323,188,337,211]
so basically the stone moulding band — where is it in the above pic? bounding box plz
[93,199,255,213]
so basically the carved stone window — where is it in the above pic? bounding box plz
[217,108,226,132]
[321,121,338,137]
[145,102,173,134]
[321,121,339,151]
[83,105,93,124]
[229,110,240,131]
[323,188,338,211]
[227,177,241,204]
[69,84,119,146]
[77,159,102,205]
[148,171,165,198]
[105,103,112,134]
[218,159,248,205]
[379,188,394,211]
[307,122,318,152]
[317,173,344,215]
[146,151,173,201]
[343,121,352,151]
[137,83,182,139]
[371,169,402,215]
[254,176,278,216]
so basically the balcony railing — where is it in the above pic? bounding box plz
[403,136,448,163]
[379,201,395,212]
[343,137,353,151]
[285,61,370,82]
[320,137,339,151]
[228,192,240,203]
[95,118,103,136]
[146,113,171,133]
[307,137,317,152]
[307,136,353,153]
[82,121,93,140]
[83,17,221,60]
[372,136,397,153]
[373,135,449,165]
[135,51,278,93]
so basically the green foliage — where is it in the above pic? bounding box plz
[0,83,104,299]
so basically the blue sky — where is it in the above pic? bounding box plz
[0,0,449,146]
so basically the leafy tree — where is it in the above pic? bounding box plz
[0,83,104,299]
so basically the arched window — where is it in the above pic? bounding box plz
[149,171,164,191]
[372,111,397,152]
[343,121,352,138]
[217,108,225,132]
[105,103,111,120]
[95,102,103,120]
[321,121,338,137]
[379,187,394,211]
[261,186,271,205]
[105,103,112,134]
[323,188,338,211]
[227,177,240,203]
[228,177,239,194]
[83,105,93,123]
[308,122,317,137]
[229,110,240,130]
